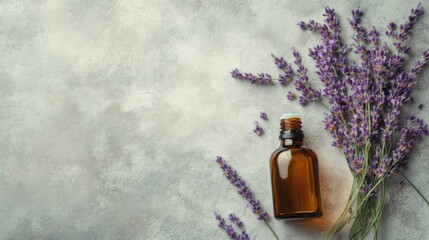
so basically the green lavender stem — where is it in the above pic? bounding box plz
[398,169,429,205]
[327,176,362,239]
[264,219,280,240]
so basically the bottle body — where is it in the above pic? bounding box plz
[270,144,322,219]
[270,114,322,220]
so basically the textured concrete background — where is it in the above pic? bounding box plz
[1,0,429,239]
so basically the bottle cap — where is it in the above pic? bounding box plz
[280,113,301,120]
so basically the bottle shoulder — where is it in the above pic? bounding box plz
[270,146,317,160]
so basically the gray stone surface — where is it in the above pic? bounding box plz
[1,0,428,239]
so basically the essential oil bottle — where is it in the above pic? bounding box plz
[270,113,322,220]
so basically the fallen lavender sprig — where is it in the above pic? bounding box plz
[214,212,249,240]
[215,156,278,239]
[260,112,268,120]
[286,91,296,101]
[215,156,269,220]
[231,3,429,239]
[253,121,264,136]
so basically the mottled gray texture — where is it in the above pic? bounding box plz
[0,0,428,239]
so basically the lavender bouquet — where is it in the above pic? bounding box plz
[231,4,429,239]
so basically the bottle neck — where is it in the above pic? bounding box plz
[280,138,303,147]
[279,117,304,147]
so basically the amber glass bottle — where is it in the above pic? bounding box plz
[270,114,322,220]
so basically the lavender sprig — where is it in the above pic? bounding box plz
[215,156,269,220]
[286,91,296,100]
[292,48,322,105]
[253,121,264,136]
[214,212,249,240]
[272,54,294,86]
[214,157,279,239]
[231,69,272,85]
[260,112,268,120]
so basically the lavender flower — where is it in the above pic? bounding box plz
[228,214,244,229]
[385,22,397,36]
[253,121,264,135]
[395,3,423,42]
[260,112,268,120]
[286,91,296,100]
[369,27,379,45]
[231,69,272,85]
[361,183,377,197]
[297,21,307,30]
[215,156,270,220]
[257,73,272,84]
[214,212,249,240]
[272,54,294,86]
[410,49,429,77]
[292,48,322,105]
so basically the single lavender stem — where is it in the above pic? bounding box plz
[215,156,270,220]
[398,169,429,205]
[263,219,279,240]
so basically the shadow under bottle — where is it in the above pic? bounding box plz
[270,114,322,220]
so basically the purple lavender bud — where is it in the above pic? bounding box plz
[215,156,270,220]
[298,21,307,30]
[258,212,270,220]
[298,95,308,105]
[410,49,429,77]
[291,48,322,104]
[388,22,397,30]
[226,225,239,239]
[228,214,244,229]
[260,112,268,120]
[356,26,369,43]
[257,73,272,84]
[215,212,227,228]
[231,68,244,80]
[287,91,296,100]
[279,73,288,86]
[406,113,417,122]
[272,54,288,70]
[232,69,273,85]
[214,212,240,240]
[253,121,264,135]
[361,183,377,198]
[352,155,364,174]
[369,26,379,45]
[350,8,363,30]
[244,73,257,84]
[272,54,294,86]
[394,3,423,48]
[307,19,322,31]
[411,3,423,17]
[352,8,363,19]
[386,22,397,36]
[375,156,392,177]
[323,115,337,132]
[422,49,429,61]
[240,231,250,240]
